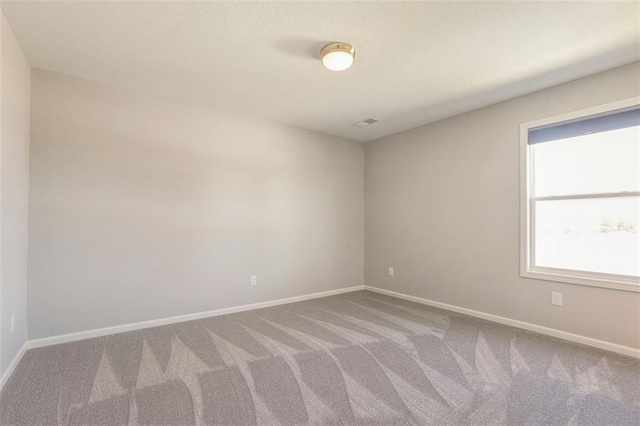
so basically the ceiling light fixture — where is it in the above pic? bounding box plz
[320,42,355,71]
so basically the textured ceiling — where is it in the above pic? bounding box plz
[2,1,638,142]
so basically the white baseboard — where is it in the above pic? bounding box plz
[27,285,365,350]
[364,285,640,359]
[12,282,636,391]
[0,341,28,392]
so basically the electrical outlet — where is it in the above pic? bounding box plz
[250,275,257,286]
[551,292,562,306]
[388,267,394,276]
[10,313,15,332]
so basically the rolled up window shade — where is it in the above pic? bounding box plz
[528,107,640,145]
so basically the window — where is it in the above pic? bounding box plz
[521,98,640,292]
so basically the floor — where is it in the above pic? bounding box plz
[1,290,638,425]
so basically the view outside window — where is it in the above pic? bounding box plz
[531,124,639,278]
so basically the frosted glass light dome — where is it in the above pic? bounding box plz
[320,42,355,71]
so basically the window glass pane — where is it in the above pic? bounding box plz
[534,197,639,277]
[532,126,640,197]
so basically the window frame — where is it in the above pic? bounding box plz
[520,97,640,293]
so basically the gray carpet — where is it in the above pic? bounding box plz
[1,290,638,425]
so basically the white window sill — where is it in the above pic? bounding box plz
[521,267,640,293]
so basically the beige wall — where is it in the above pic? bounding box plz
[20,55,640,351]
[28,69,364,339]
[1,13,31,377]
[365,62,640,349]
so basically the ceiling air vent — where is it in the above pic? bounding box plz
[352,117,381,127]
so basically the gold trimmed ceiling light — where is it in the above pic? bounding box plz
[320,42,355,71]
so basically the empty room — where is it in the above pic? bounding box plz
[0,1,638,425]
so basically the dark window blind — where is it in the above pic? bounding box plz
[528,107,640,145]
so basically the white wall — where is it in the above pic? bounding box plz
[0,13,31,377]
[365,62,640,349]
[29,69,364,339]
